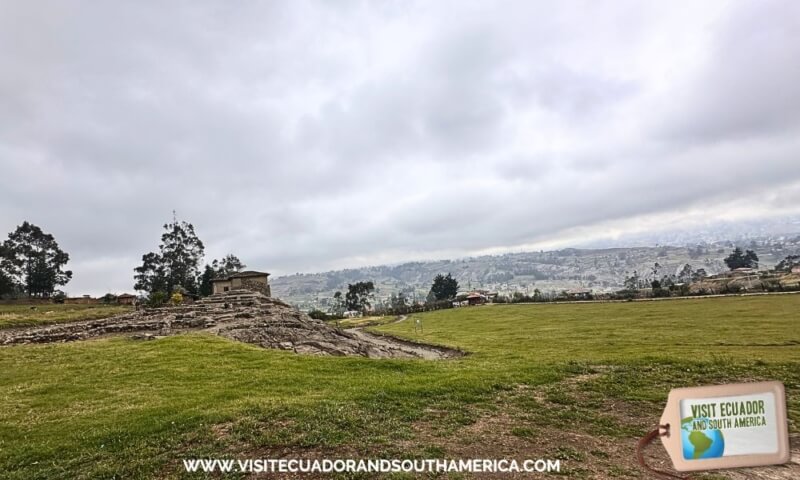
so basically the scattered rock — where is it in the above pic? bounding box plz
[131,333,156,341]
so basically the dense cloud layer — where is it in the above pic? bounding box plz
[1,0,799,295]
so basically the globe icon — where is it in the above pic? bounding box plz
[681,417,725,459]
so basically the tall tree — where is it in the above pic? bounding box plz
[391,292,408,310]
[677,264,694,283]
[651,262,661,281]
[133,216,205,295]
[425,290,437,305]
[429,273,459,300]
[0,272,17,298]
[198,264,216,297]
[212,254,246,277]
[1,222,72,297]
[160,218,204,294]
[345,281,374,311]
[623,271,641,290]
[775,255,800,272]
[331,291,344,316]
[724,247,759,270]
[0,243,17,297]
[133,252,168,294]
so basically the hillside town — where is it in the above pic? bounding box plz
[271,236,800,312]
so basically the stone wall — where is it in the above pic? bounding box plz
[241,277,271,297]
[213,275,271,296]
[212,280,232,294]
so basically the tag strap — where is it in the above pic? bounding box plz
[636,424,691,480]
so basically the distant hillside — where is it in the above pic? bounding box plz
[272,235,800,308]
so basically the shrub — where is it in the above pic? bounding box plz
[147,291,168,308]
[308,309,330,320]
[170,292,183,305]
[652,287,671,298]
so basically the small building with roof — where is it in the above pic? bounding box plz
[466,292,487,305]
[211,271,271,296]
[116,293,137,305]
[564,288,592,300]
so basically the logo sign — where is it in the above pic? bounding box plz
[659,381,789,471]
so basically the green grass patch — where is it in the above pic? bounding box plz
[330,315,401,328]
[374,296,800,363]
[0,295,798,478]
[0,304,132,329]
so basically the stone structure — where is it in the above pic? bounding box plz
[212,271,271,297]
[0,289,463,359]
[116,294,137,305]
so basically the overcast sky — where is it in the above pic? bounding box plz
[2,0,800,295]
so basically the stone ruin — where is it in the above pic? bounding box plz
[0,290,462,359]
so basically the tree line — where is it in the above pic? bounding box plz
[0,217,252,303]
[0,222,72,298]
[310,272,461,319]
[4,220,800,304]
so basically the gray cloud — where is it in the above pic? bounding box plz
[1,0,800,295]
[655,0,800,142]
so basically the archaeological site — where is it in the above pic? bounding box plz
[0,289,462,360]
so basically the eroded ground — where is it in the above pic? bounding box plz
[0,291,463,359]
[169,366,799,479]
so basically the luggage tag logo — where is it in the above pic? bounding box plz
[639,381,790,477]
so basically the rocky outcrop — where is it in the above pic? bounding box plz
[0,290,463,359]
[689,271,800,295]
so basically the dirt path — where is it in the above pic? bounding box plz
[348,329,457,360]
[345,315,464,360]
[389,314,409,325]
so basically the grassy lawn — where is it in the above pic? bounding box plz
[0,295,798,479]
[0,304,132,329]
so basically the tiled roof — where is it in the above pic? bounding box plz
[211,270,270,282]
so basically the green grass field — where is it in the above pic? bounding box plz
[0,304,133,329]
[0,295,798,479]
